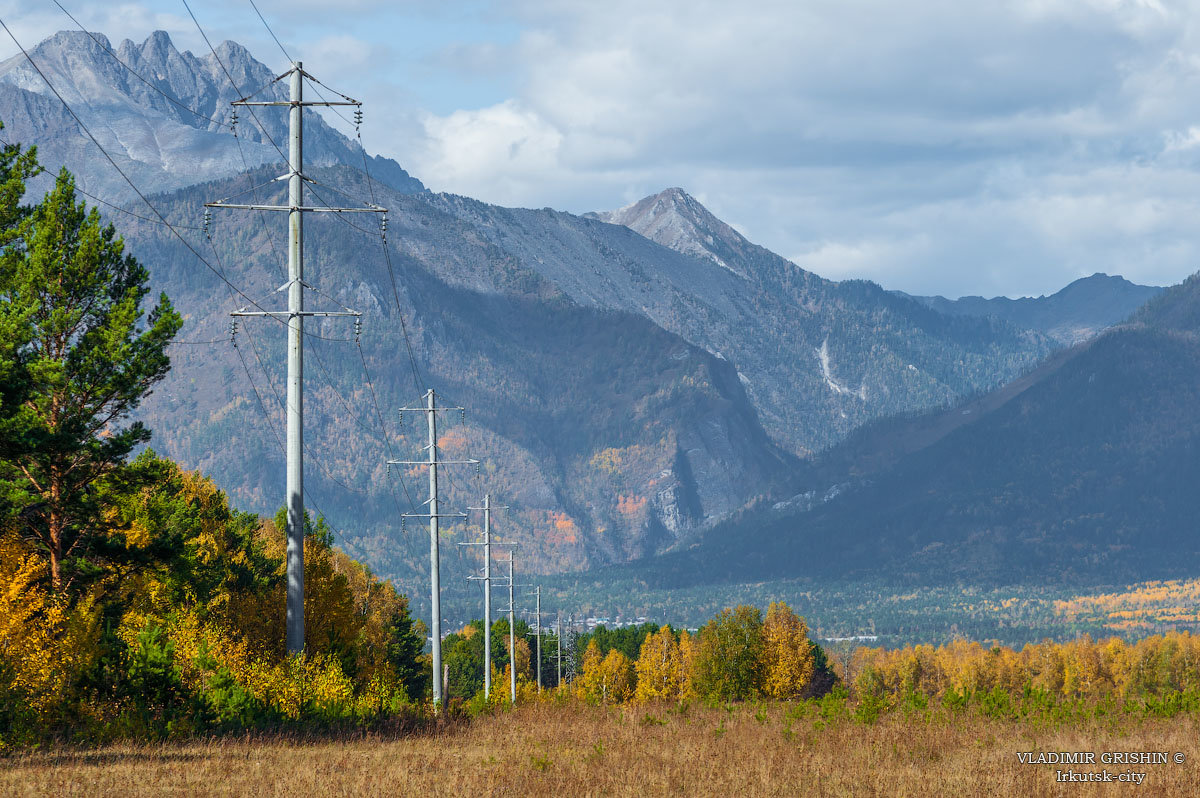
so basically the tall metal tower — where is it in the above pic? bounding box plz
[388,389,477,707]
[207,62,381,654]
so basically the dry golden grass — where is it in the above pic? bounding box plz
[3,702,1198,797]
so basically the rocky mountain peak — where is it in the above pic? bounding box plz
[588,188,753,278]
[0,29,424,201]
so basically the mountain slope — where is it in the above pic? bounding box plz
[0,30,424,200]
[908,273,1163,345]
[121,167,799,602]
[594,273,1200,594]
[2,29,1057,460]
[563,188,1058,455]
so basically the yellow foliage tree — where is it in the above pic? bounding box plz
[760,602,815,700]
[500,636,533,692]
[678,630,697,699]
[597,649,635,704]
[0,532,67,713]
[635,625,681,701]
[576,640,635,704]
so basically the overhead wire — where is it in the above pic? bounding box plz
[355,340,423,521]
[182,0,290,166]
[242,0,427,401]
[0,17,299,325]
[75,186,203,230]
[52,1,234,131]
[10,5,404,545]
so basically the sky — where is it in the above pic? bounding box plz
[3,0,1200,298]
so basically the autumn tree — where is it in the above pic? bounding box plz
[760,601,815,699]
[576,639,635,703]
[634,624,681,701]
[0,169,181,590]
[693,605,764,701]
[596,649,635,703]
[678,629,697,699]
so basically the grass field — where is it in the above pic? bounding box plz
[4,701,1197,797]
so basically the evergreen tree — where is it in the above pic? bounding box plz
[0,168,181,589]
[0,128,42,462]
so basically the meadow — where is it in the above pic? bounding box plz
[3,699,1198,797]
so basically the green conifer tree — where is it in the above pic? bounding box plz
[0,167,181,590]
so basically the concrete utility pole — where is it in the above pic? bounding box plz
[557,612,562,688]
[388,389,477,708]
[535,585,542,692]
[210,62,375,654]
[460,495,512,700]
[508,550,517,703]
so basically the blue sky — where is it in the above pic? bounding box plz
[4,0,1200,299]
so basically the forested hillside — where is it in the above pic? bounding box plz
[564,273,1200,613]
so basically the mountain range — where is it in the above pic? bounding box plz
[571,274,1200,619]
[0,30,1178,624]
[906,274,1164,345]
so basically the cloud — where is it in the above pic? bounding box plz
[12,0,1200,296]
[401,0,1200,296]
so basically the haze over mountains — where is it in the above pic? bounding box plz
[0,29,1178,621]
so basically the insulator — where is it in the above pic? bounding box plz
[460,408,466,424]
[354,108,363,129]
[230,109,239,136]
[228,320,238,346]
[401,516,407,534]
[386,462,391,477]
[476,460,482,476]
[397,409,403,427]
[380,214,388,237]
[353,317,362,342]
[202,208,211,239]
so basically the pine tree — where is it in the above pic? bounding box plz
[0,168,181,589]
[0,127,42,463]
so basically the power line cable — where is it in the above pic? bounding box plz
[225,0,429,402]
[180,0,290,164]
[249,0,293,63]
[0,16,296,324]
[75,186,203,230]
[356,339,422,518]
[52,0,234,131]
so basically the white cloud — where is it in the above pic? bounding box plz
[13,0,1200,296]
[394,0,1200,296]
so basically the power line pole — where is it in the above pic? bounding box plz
[557,611,562,688]
[460,494,511,701]
[507,550,517,703]
[535,585,542,693]
[388,389,477,708]
[209,62,374,654]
